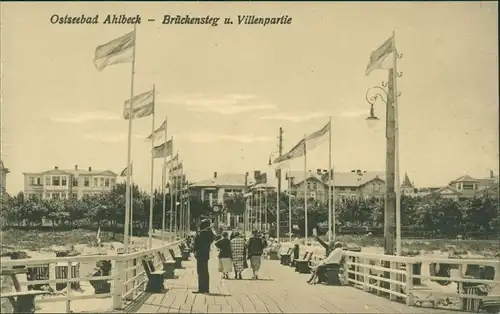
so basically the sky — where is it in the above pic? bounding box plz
[1,2,498,195]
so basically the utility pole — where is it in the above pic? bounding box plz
[276,127,283,241]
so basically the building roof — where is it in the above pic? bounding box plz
[191,173,248,188]
[287,170,385,187]
[23,168,117,176]
[449,175,478,183]
[0,160,9,173]
[401,172,413,188]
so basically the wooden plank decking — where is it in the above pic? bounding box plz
[130,252,460,313]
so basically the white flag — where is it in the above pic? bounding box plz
[124,89,154,120]
[94,31,135,71]
[365,35,395,76]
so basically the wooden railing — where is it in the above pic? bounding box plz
[1,240,183,313]
[280,241,500,312]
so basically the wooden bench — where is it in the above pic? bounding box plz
[280,248,293,265]
[478,298,500,313]
[1,268,51,313]
[292,251,308,270]
[89,269,111,294]
[295,252,313,273]
[179,245,191,261]
[169,248,183,269]
[158,252,176,279]
[141,259,165,293]
[268,249,280,260]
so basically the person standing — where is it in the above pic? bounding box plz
[247,229,267,280]
[193,219,215,294]
[230,231,245,279]
[215,232,232,279]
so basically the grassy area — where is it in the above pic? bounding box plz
[0,228,122,253]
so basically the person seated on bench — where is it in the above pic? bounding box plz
[307,241,344,285]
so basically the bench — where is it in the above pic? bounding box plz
[89,269,111,294]
[1,268,51,313]
[280,248,293,265]
[169,248,183,269]
[158,252,176,279]
[478,298,500,313]
[268,249,280,260]
[293,251,308,270]
[179,245,191,261]
[141,259,166,293]
[295,252,313,273]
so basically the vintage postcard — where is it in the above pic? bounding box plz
[0,2,498,313]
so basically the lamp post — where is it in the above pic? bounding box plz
[365,78,399,256]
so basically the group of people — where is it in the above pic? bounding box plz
[190,219,268,294]
[214,229,268,280]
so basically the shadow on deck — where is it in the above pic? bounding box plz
[129,253,462,313]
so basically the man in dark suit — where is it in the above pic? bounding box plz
[192,219,215,294]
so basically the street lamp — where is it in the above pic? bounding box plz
[364,81,400,256]
[365,86,386,129]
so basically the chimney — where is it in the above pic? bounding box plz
[351,170,356,173]
[490,170,494,178]
[323,169,328,174]
[88,167,92,172]
[54,166,59,170]
[214,172,217,178]
[316,169,322,175]
[357,169,362,175]
[74,165,78,170]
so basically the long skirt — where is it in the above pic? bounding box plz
[218,258,233,273]
[232,255,245,273]
[250,256,262,271]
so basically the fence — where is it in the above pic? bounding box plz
[1,240,183,313]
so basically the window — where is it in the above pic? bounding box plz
[105,178,110,187]
[100,178,104,186]
[72,177,78,187]
[61,176,67,186]
[60,193,66,200]
[52,193,59,200]
[45,193,51,199]
[462,183,475,190]
[110,179,115,187]
[72,193,78,199]
[84,178,90,187]
[29,177,35,185]
[340,187,345,191]
[94,178,98,186]
[350,188,356,192]
[52,176,60,186]
[373,183,380,191]
[36,177,41,185]
[45,177,51,186]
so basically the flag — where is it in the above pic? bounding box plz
[146,118,167,140]
[165,153,179,167]
[94,31,135,71]
[273,139,306,166]
[153,140,173,158]
[365,35,395,76]
[124,89,154,120]
[305,121,331,151]
[120,164,133,177]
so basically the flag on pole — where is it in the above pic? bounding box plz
[124,89,154,120]
[365,35,395,76]
[93,31,135,71]
[165,153,179,167]
[273,139,306,167]
[305,121,331,151]
[120,164,133,177]
[147,118,167,140]
[170,162,184,176]
[153,140,173,158]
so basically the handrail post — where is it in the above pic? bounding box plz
[390,261,397,301]
[363,258,370,292]
[405,261,413,306]
[112,259,124,310]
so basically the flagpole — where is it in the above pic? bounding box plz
[258,189,262,231]
[123,24,137,253]
[130,161,134,248]
[174,151,179,237]
[303,135,308,244]
[169,139,174,236]
[180,166,184,237]
[148,85,156,249]
[393,30,402,256]
[328,117,332,242]
[161,117,168,246]
[264,186,268,233]
[288,167,292,243]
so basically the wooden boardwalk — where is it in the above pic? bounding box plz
[130,253,460,313]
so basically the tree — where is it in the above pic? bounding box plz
[224,192,245,215]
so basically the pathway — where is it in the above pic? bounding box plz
[130,252,461,313]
